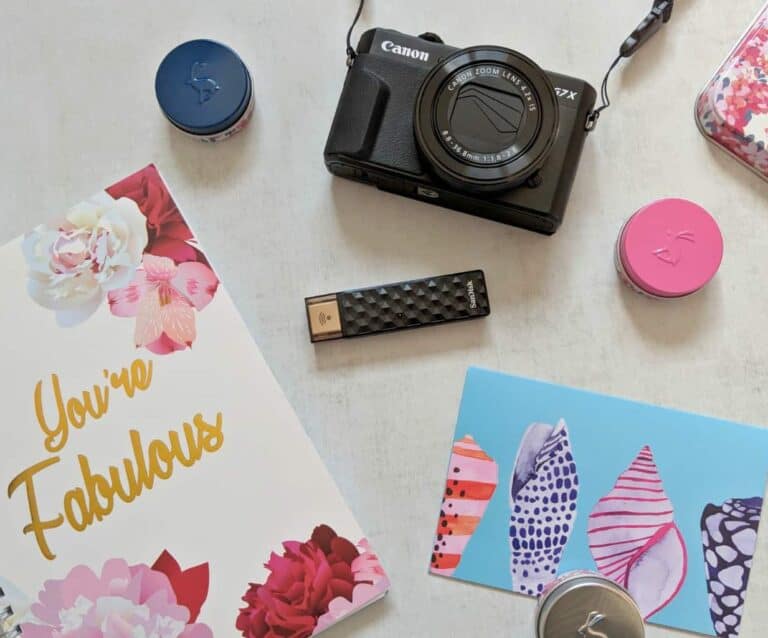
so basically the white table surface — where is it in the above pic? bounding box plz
[3,0,768,636]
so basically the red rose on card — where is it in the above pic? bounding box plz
[107,164,208,265]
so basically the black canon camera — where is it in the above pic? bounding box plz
[325,29,597,234]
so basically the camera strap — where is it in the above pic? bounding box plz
[343,0,674,130]
[586,0,674,131]
[346,0,366,67]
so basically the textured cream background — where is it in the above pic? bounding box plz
[1,0,767,636]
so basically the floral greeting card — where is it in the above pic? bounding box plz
[430,367,768,638]
[0,165,389,638]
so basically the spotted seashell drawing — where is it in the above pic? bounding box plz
[702,497,763,638]
[431,435,498,576]
[588,445,687,619]
[509,419,579,595]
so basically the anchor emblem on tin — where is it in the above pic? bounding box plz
[652,229,696,266]
[578,611,608,638]
[186,62,220,104]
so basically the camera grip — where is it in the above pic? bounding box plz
[326,64,389,158]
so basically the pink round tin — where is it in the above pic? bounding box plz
[615,198,724,299]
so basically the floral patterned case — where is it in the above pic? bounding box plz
[696,3,768,179]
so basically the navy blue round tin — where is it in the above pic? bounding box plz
[155,39,254,142]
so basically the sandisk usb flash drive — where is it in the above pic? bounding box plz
[305,270,490,342]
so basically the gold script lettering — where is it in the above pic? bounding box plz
[8,411,225,558]
[60,413,223,535]
[7,457,65,560]
[34,359,153,453]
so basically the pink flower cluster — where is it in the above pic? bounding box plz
[105,166,220,354]
[22,552,212,638]
[23,165,220,354]
[236,525,389,638]
[108,253,218,355]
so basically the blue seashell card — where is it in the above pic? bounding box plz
[429,367,768,637]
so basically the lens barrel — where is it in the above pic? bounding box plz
[414,46,559,193]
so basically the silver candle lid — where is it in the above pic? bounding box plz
[536,573,644,638]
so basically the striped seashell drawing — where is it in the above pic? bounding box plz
[509,419,579,595]
[588,445,687,619]
[431,435,498,576]
[701,497,763,638]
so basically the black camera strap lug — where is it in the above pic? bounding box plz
[346,0,366,67]
[585,111,600,132]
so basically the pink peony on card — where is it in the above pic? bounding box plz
[0,165,389,638]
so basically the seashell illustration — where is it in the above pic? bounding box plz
[431,435,498,576]
[588,445,687,619]
[509,419,579,595]
[701,497,763,638]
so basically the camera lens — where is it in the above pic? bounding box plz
[414,46,559,193]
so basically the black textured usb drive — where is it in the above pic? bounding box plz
[305,270,490,342]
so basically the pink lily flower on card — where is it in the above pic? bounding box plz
[108,254,219,355]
